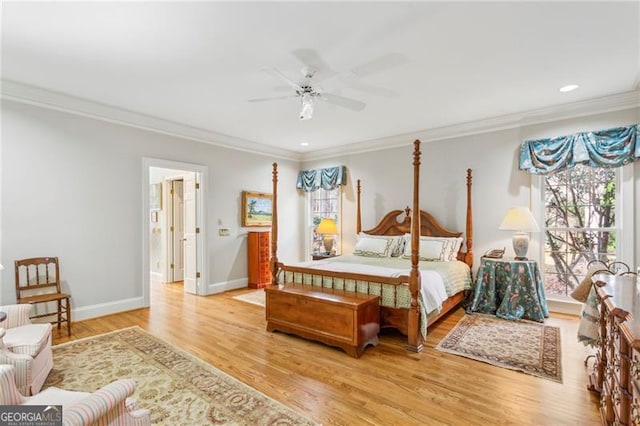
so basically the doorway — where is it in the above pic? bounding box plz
[142,158,208,307]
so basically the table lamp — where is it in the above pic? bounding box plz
[499,207,540,260]
[316,218,339,255]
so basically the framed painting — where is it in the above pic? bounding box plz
[242,191,272,227]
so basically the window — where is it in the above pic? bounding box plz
[309,187,341,255]
[542,164,617,298]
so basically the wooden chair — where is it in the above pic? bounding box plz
[14,257,71,335]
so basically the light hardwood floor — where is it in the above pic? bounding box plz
[52,283,600,425]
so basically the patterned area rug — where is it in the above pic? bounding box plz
[46,327,316,425]
[232,289,265,307]
[435,314,562,382]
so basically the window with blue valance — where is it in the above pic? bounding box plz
[296,166,347,192]
[519,124,639,175]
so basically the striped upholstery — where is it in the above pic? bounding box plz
[64,380,150,426]
[0,366,151,426]
[0,304,32,328]
[0,304,53,395]
[4,323,52,357]
[0,365,25,405]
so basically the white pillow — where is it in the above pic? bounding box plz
[357,233,404,257]
[353,235,394,258]
[402,235,463,261]
[421,236,464,261]
[402,236,446,261]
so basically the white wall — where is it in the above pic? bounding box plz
[2,99,637,319]
[304,108,640,272]
[0,100,304,317]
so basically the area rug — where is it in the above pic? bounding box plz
[232,289,265,307]
[46,327,316,425]
[435,314,562,383]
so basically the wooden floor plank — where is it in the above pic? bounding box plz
[51,283,600,425]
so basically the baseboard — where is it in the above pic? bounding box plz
[548,298,582,317]
[205,278,248,295]
[72,297,147,322]
[150,271,163,282]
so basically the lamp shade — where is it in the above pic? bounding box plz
[498,207,540,232]
[316,218,338,235]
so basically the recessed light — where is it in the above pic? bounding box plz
[300,142,309,146]
[559,84,579,93]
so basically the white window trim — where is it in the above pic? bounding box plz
[532,164,635,315]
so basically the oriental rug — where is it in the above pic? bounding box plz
[435,314,562,383]
[232,289,266,307]
[46,327,316,425]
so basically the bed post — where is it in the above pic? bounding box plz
[407,140,423,353]
[465,169,473,269]
[356,179,362,234]
[271,162,279,285]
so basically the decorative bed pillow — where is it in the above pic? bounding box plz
[402,235,463,261]
[357,233,404,257]
[353,235,394,258]
[402,237,446,261]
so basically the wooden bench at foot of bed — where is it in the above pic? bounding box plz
[265,284,380,358]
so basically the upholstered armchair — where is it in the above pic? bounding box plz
[0,365,151,426]
[0,303,53,395]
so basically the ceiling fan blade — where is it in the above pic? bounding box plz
[350,52,409,77]
[321,93,366,111]
[248,95,298,103]
[292,48,337,81]
[263,67,302,91]
[330,74,399,98]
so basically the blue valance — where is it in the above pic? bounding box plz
[519,124,639,175]
[296,166,347,192]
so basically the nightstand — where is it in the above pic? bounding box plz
[466,257,548,322]
[312,253,338,261]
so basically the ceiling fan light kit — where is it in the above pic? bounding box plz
[299,93,314,120]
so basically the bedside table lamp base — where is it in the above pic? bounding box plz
[323,237,334,255]
[512,232,529,260]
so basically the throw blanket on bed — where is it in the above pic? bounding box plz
[577,285,600,347]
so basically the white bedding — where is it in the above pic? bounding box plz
[290,254,470,315]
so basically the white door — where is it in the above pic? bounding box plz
[171,180,185,282]
[183,173,198,294]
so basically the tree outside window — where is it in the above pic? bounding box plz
[543,164,616,298]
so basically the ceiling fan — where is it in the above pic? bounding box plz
[249,49,368,120]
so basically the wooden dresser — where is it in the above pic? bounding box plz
[589,273,640,425]
[247,231,270,289]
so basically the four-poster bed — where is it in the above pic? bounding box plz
[267,140,474,353]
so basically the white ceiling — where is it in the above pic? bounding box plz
[2,2,639,159]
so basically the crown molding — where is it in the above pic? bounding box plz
[3,80,638,164]
[302,90,640,161]
[0,80,302,162]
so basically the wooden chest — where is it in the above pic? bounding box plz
[265,284,380,358]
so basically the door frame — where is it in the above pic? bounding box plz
[142,158,208,305]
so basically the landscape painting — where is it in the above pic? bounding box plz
[242,191,272,227]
